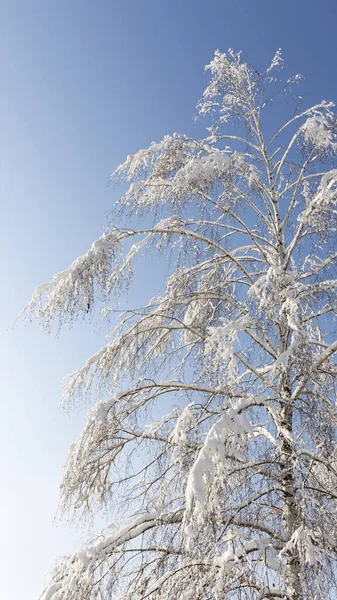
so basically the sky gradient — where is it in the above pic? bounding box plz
[1,1,337,598]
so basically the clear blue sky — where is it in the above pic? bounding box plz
[1,1,337,598]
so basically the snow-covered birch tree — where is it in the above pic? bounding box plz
[25,49,337,600]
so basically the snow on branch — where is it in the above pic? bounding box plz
[280,525,323,568]
[60,304,202,405]
[39,509,184,600]
[115,143,251,211]
[301,102,337,153]
[185,397,254,525]
[60,382,201,516]
[21,230,125,327]
[297,168,337,227]
[214,536,285,586]
[199,49,255,124]
[112,134,189,182]
[205,316,250,383]
[266,49,285,75]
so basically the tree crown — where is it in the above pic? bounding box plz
[25,49,337,600]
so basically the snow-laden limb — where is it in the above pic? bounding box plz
[280,526,323,568]
[60,381,220,517]
[25,211,244,331]
[214,537,286,584]
[169,404,197,453]
[59,391,125,515]
[60,309,198,404]
[268,296,306,375]
[38,509,184,600]
[120,150,251,211]
[205,316,250,383]
[292,337,337,400]
[301,102,337,153]
[21,231,124,327]
[112,131,254,212]
[266,49,285,75]
[297,169,337,227]
[184,396,279,528]
[112,134,189,183]
[172,151,231,194]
